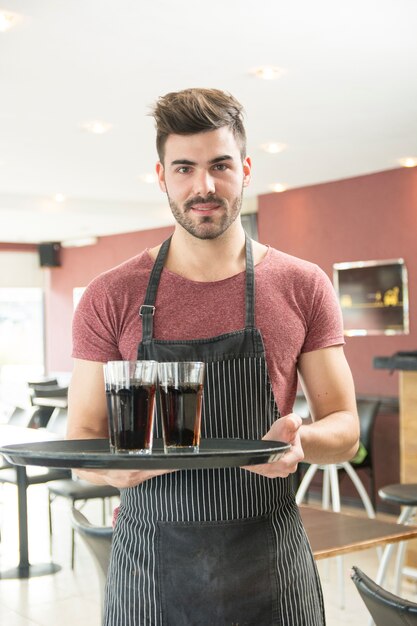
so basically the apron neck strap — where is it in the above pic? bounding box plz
[139,232,255,341]
[244,232,255,327]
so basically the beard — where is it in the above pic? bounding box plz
[166,189,243,240]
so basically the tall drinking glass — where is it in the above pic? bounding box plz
[158,361,205,454]
[104,360,158,454]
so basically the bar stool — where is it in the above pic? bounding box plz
[375,483,417,594]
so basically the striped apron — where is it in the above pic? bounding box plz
[104,235,325,626]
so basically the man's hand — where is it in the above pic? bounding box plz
[242,413,304,479]
[73,467,176,489]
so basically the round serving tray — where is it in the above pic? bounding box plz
[0,438,290,470]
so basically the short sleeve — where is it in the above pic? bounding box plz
[301,266,345,353]
[71,277,122,362]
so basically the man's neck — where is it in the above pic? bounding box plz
[168,223,247,282]
[149,222,268,282]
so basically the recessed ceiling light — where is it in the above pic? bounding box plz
[250,66,286,80]
[81,120,113,134]
[53,193,66,203]
[398,157,417,168]
[138,173,157,184]
[269,183,288,193]
[260,142,287,154]
[0,11,18,32]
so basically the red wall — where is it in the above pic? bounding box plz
[257,167,417,396]
[45,226,174,372]
[0,243,37,252]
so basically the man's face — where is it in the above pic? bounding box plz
[156,127,251,240]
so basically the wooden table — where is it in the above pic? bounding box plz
[301,505,417,559]
[0,425,61,579]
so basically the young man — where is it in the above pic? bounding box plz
[68,88,359,625]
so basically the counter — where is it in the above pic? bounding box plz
[374,352,417,567]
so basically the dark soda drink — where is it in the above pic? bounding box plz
[159,383,203,449]
[106,383,156,453]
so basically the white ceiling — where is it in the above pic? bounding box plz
[1,0,417,245]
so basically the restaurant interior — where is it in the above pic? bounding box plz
[1,1,417,624]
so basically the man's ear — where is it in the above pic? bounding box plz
[156,162,166,192]
[242,156,251,188]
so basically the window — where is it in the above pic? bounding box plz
[0,288,44,414]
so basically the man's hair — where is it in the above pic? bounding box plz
[150,88,246,162]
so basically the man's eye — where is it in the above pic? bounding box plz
[177,166,191,174]
[213,164,227,171]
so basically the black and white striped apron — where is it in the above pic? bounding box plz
[104,235,325,626]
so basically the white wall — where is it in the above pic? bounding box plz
[0,252,44,287]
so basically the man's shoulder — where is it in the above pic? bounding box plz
[84,249,154,300]
[262,246,322,277]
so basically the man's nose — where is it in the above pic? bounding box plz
[193,170,215,196]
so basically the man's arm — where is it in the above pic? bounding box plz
[67,358,109,441]
[243,345,359,478]
[67,358,172,488]
[298,344,359,464]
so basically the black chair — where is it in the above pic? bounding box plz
[0,407,72,553]
[27,378,58,389]
[7,404,54,429]
[351,565,417,625]
[30,385,68,397]
[71,507,113,619]
[0,407,71,482]
[30,385,69,404]
[341,398,381,509]
[48,439,119,568]
[296,397,381,513]
[29,385,69,413]
[0,406,54,470]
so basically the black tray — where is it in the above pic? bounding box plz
[0,438,290,470]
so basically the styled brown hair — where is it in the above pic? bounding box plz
[150,88,246,162]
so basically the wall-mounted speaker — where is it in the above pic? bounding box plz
[38,242,61,267]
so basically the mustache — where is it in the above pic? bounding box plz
[184,195,227,211]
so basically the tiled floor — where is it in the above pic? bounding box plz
[0,482,416,625]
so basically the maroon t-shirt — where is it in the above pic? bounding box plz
[72,247,344,416]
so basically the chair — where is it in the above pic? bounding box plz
[47,420,119,568]
[0,406,54,470]
[6,404,54,428]
[0,407,71,482]
[349,398,382,510]
[374,483,417,595]
[71,507,113,619]
[0,407,72,558]
[30,385,68,398]
[351,565,417,625]
[29,384,69,409]
[29,385,69,414]
[296,398,381,516]
[48,479,119,568]
[27,378,58,389]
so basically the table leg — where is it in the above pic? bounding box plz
[0,466,61,579]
